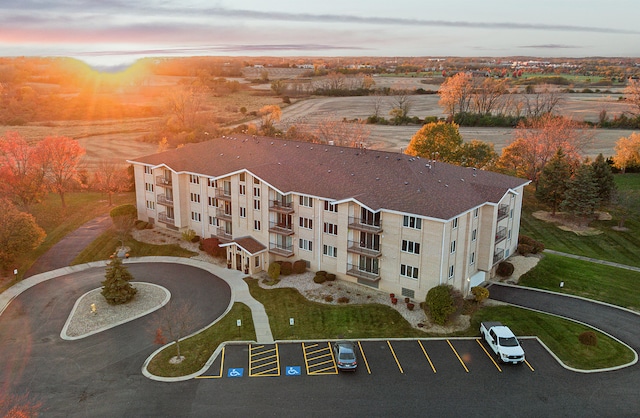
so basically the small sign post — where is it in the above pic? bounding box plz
[237,319,242,338]
[289,317,294,337]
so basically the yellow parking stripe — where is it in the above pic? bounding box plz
[447,340,469,372]
[387,341,404,373]
[524,359,535,371]
[475,339,502,372]
[357,341,371,374]
[195,347,225,379]
[249,343,280,377]
[417,340,436,373]
[302,342,338,375]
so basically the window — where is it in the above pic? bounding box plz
[299,217,313,230]
[299,239,313,252]
[401,240,420,254]
[471,229,477,242]
[510,209,514,219]
[452,217,458,229]
[239,207,246,218]
[208,216,218,226]
[448,265,455,279]
[254,177,260,185]
[253,199,261,210]
[208,196,218,207]
[253,186,260,197]
[254,220,261,231]
[450,240,456,254]
[403,215,422,229]
[239,172,245,182]
[190,193,200,203]
[324,201,338,213]
[474,208,479,218]
[208,178,217,188]
[145,182,154,192]
[189,174,199,184]
[323,245,337,257]
[239,184,246,195]
[299,196,313,208]
[400,264,419,279]
[255,256,260,267]
[146,200,155,210]
[324,222,338,235]
[144,166,152,174]
[191,211,201,222]
[470,252,476,265]
[508,229,512,240]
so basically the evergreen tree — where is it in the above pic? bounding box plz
[561,164,600,223]
[591,153,616,205]
[101,257,137,305]
[535,148,572,215]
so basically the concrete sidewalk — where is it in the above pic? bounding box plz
[544,249,640,273]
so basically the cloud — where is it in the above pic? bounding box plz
[519,44,582,49]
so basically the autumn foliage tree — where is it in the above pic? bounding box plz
[40,136,85,207]
[0,131,48,209]
[438,72,474,119]
[258,105,282,136]
[93,161,131,206]
[497,115,592,187]
[612,132,640,173]
[0,199,46,273]
[624,78,640,116]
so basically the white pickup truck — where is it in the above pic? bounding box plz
[480,321,525,364]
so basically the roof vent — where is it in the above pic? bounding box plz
[376,177,380,181]
[460,178,465,182]
[296,145,300,148]
[270,142,274,145]
[328,170,332,173]
[404,182,409,185]
[236,156,240,159]
[473,168,477,177]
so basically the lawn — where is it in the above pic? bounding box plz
[147,303,256,378]
[72,229,197,264]
[520,175,640,268]
[518,253,640,312]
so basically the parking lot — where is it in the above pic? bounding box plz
[197,338,540,380]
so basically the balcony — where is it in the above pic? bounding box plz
[156,195,173,207]
[348,217,382,233]
[269,243,294,257]
[495,226,507,244]
[269,200,294,214]
[158,212,175,226]
[215,227,232,241]
[156,176,172,187]
[347,241,381,257]
[497,204,509,221]
[269,221,294,235]
[493,249,505,265]
[216,208,232,220]
[346,263,381,281]
[215,189,232,200]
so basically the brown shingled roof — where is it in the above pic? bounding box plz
[130,135,529,220]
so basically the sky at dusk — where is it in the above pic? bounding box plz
[1,0,639,69]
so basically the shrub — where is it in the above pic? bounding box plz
[326,273,336,281]
[496,261,515,277]
[316,270,327,276]
[578,331,598,346]
[109,204,137,219]
[191,235,200,243]
[518,244,534,255]
[268,262,281,281]
[181,229,196,242]
[281,261,293,276]
[471,286,490,303]
[407,303,415,311]
[425,284,458,325]
[324,295,334,302]
[313,275,326,284]
[200,237,226,258]
[337,297,350,304]
[518,235,545,254]
[134,220,148,230]
[292,260,307,274]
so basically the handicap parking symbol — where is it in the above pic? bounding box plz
[286,366,301,376]
[227,368,244,378]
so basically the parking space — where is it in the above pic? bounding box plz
[199,338,538,380]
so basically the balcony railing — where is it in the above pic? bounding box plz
[156,195,174,207]
[346,263,381,281]
[347,241,381,257]
[269,243,294,257]
[493,249,505,265]
[495,226,507,244]
[497,204,509,221]
[215,227,232,241]
[269,222,294,235]
[158,212,175,226]
[269,200,294,213]
[216,208,232,220]
[215,189,232,200]
[348,217,382,233]
[155,176,172,187]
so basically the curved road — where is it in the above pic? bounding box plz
[0,263,231,417]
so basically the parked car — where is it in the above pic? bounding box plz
[333,341,357,371]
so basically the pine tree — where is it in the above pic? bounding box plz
[535,148,572,215]
[561,164,600,223]
[101,257,137,305]
[591,153,616,205]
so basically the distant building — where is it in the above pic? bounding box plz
[129,136,529,299]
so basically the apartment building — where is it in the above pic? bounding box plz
[129,135,529,300]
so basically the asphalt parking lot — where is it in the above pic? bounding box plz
[197,338,541,380]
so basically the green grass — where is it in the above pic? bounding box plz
[472,305,635,370]
[518,253,640,311]
[147,303,256,377]
[72,229,197,264]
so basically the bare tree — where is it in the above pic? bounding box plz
[165,81,206,131]
[153,301,201,363]
[93,160,131,206]
[472,78,507,115]
[521,85,563,118]
[315,114,371,147]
